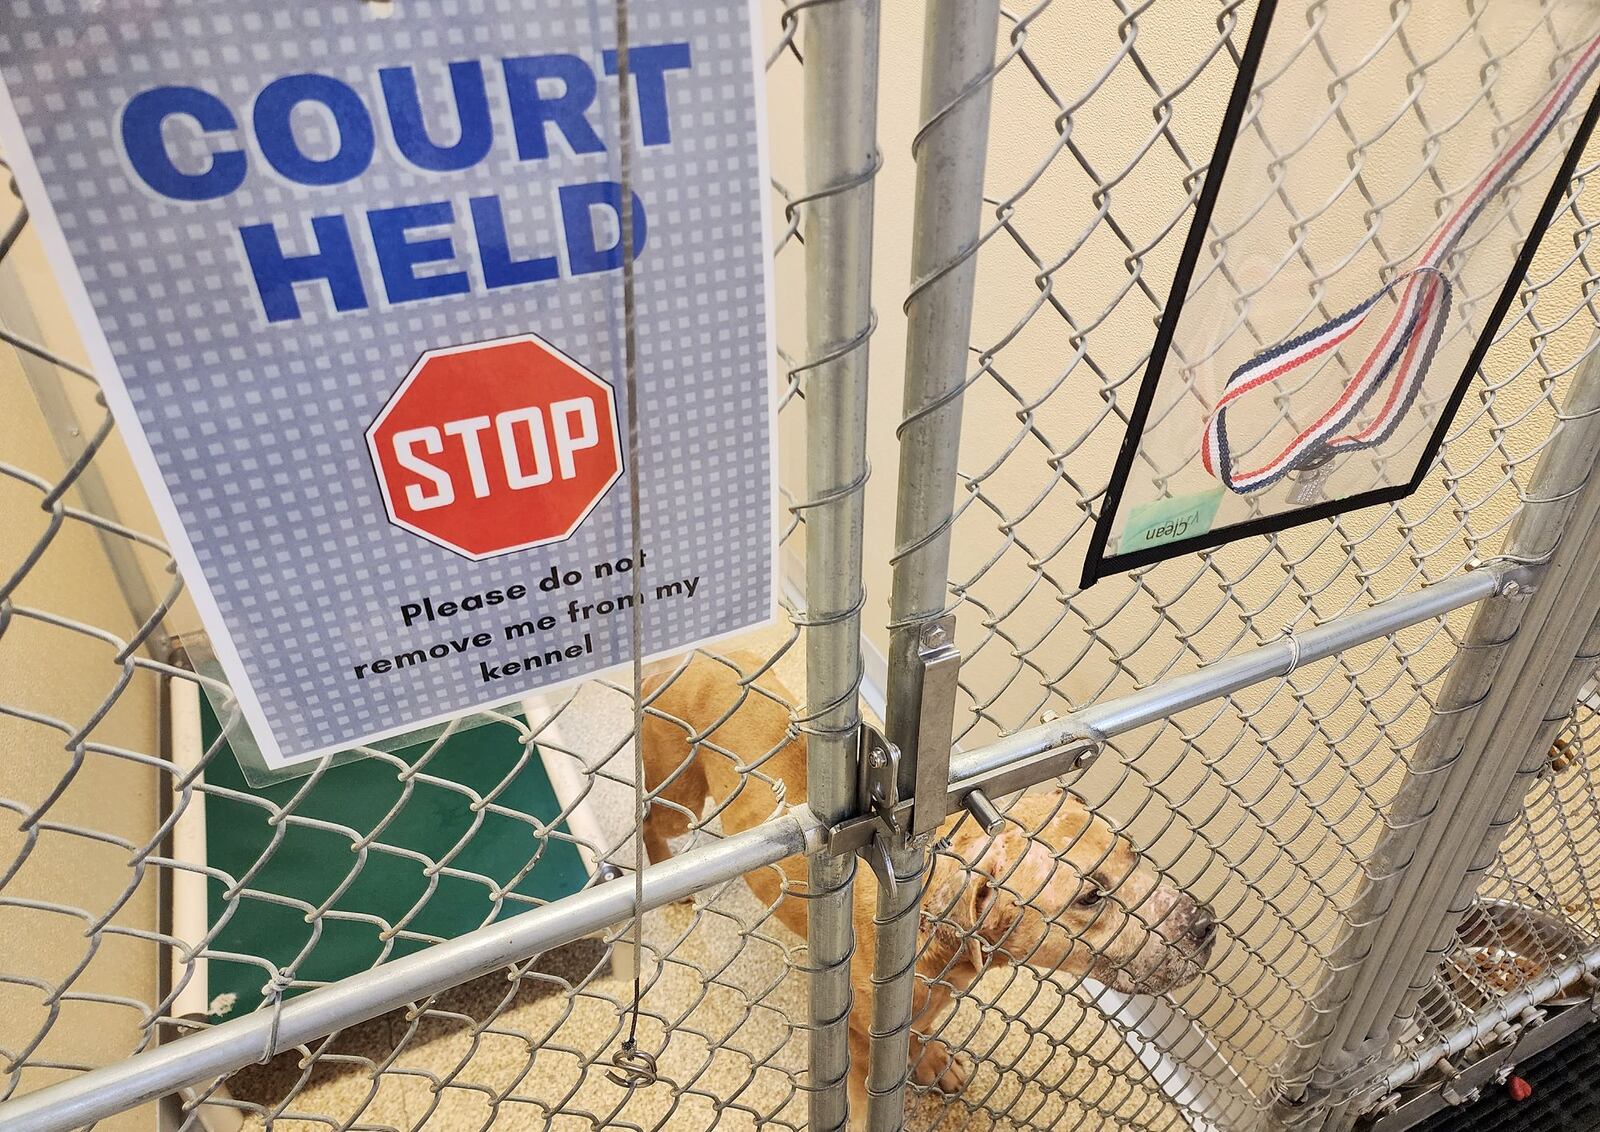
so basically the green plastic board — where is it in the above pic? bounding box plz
[199,698,589,1016]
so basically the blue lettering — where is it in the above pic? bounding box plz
[120,86,246,202]
[367,201,470,303]
[379,61,493,173]
[470,195,558,289]
[501,54,605,160]
[559,181,646,276]
[602,43,692,146]
[253,74,375,186]
[239,215,368,323]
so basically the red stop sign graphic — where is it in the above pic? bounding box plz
[367,335,622,559]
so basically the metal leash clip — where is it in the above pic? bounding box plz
[1286,455,1336,506]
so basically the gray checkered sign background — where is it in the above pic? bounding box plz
[0,0,773,765]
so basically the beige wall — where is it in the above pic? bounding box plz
[852,0,1600,742]
[0,170,163,1128]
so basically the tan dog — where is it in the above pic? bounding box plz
[640,651,1217,1112]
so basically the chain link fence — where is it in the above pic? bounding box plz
[7,2,1600,1132]
[866,0,1600,1129]
[1395,677,1600,1075]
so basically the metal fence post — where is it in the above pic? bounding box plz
[1277,338,1600,1126]
[1370,608,1600,1101]
[797,2,881,1129]
[1325,526,1600,1127]
[869,2,999,1129]
[1394,598,1600,1009]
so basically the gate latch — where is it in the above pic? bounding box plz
[858,723,901,831]
[822,614,962,898]
[825,723,912,897]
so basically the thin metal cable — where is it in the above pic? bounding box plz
[604,0,656,1091]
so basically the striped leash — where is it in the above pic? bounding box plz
[1201,34,1600,495]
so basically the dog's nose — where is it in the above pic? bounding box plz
[1190,907,1217,945]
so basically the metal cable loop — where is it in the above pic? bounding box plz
[908,0,1041,158]
[791,668,866,733]
[887,510,960,570]
[1428,686,1497,716]
[1485,545,1561,568]
[257,968,295,1066]
[1452,628,1524,651]
[900,205,1016,319]
[769,0,859,68]
[892,357,994,440]
[1518,480,1589,505]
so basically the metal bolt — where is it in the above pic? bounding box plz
[1040,710,1060,725]
[922,624,947,649]
[1502,580,1522,598]
[964,789,1005,836]
[869,747,887,770]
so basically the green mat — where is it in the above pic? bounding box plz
[199,699,589,1016]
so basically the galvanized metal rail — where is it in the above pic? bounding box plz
[0,561,1514,1132]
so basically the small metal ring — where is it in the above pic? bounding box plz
[605,1042,659,1089]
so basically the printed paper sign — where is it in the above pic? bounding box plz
[0,0,776,768]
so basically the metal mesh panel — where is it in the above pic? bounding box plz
[1400,682,1600,1071]
[899,1,1600,1129]
[0,2,828,1127]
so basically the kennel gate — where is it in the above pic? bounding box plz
[8,2,1600,1132]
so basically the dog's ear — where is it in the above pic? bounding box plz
[922,845,1000,973]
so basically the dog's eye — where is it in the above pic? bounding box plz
[1075,886,1104,908]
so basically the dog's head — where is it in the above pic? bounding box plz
[922,790,1216,995]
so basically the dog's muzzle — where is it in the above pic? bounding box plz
[1118,894,1219,996]
[1187,906,1219,967]
[1163,900,1219,989]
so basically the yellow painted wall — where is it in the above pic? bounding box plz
[0,103,202,1118]
[0,238,163,1128]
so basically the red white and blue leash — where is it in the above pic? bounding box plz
[1201,35,1600,494]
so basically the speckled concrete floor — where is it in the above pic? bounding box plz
[228,889,1186,1131]
[224,629,1192,1131]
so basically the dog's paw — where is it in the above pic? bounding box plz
[910,1042,975,1096]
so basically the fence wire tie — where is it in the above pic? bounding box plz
[1309,1035,1391,1098]
[1265,625,1304,704]
[257,967,295,1065]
